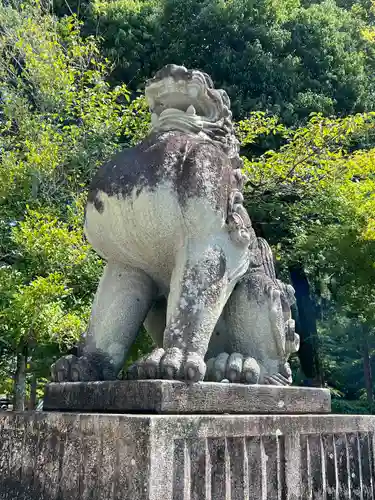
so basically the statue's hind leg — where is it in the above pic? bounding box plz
[51,262,157,382]
[126,297,167,379]
[143,296,166,348]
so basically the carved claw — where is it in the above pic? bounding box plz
[183,352,206,382]
[160,347,183,379]
[126,347,206,382]
[226,353,244,382]
[263,373,291,386]
[143,348,165,378]
[126,361,141,380]
[242,357,261,384]
[263,363,293,386]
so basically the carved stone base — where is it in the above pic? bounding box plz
[43,380,331,414]
[1,411,375,499]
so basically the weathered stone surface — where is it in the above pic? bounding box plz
[51,64,300,388]
[0,412,151,500]
[43,380,331,414]
[1,412,375,499]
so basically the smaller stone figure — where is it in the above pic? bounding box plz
[203,237,300,385]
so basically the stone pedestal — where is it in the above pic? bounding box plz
[0,382,374,499]
[43,380,332,414]
[1,411,375,499]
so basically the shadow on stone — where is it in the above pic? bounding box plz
[0,476,52,500]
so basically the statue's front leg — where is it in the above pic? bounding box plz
[129,236,249,382]
[162,241,231,382]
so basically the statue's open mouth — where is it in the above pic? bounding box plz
[145,65,229,124]
[149,91,204,116]
[144,64,241,163]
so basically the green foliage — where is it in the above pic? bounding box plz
[239,110,375,409]
[0,0,146,399]
[240,112,375,292]
[1,0,375,414]
[331,398,372,414]
[73,0,375,122]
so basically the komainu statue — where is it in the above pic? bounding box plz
[51,65,299,386]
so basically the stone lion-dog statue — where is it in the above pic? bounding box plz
[51,65,299,386]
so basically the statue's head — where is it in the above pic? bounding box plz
[145,64,240,163]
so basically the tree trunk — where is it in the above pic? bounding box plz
[289,263,323,387]
[362,327,373,408]
[29,373,37,411]
[13,342,28,411]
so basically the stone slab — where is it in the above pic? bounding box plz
[1,411,375,500]
[43,380,331,414]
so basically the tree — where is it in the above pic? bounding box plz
[0,0,145,408]
[238,111,375,387]
[71,0,375,123]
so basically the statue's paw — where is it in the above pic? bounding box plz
[263,363,292,386]
[51,354,97,382]
[160,348,206,382]
[126,348,206,382]
[205,353,261,384]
